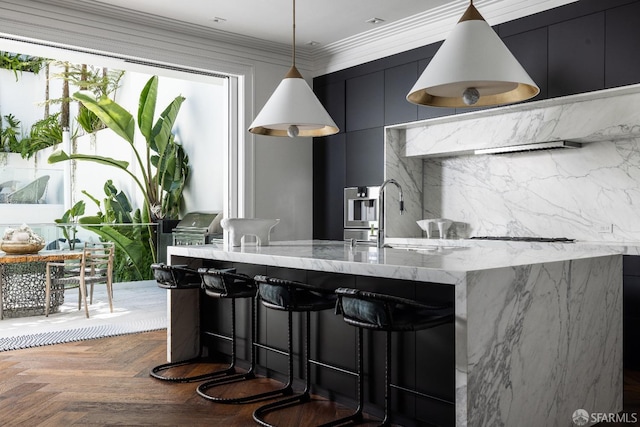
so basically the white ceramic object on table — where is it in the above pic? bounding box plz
[437,219,453,239]
[416,219,436,238]
[417,218,452,238]
[221,218,280,247]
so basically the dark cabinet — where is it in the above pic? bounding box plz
[384,62,418,126]
[548,12,605,97]
[503,26,548,101]
[307,271,358,401]
[345,127,384,187]
[624,256,640,370]
[315,80,346,133]
[605,2,640,88]
[313,134,345,240]
[346,71,384,132]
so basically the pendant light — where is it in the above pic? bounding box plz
[407,0,539,108]
[249,0,339,137]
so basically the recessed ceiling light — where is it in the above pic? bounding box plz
[306,41,320,47]
[365,17,385,25]
[210,17,227,23]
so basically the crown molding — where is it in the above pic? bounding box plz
[6,0,311,70]
[310,0,579,77]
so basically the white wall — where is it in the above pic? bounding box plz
[0,68,45,130]
[252,61,314,241]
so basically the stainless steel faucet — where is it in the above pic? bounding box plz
[377,179,404,248]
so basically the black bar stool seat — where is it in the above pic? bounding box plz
[332,288,454,427]
[149,263,256,383]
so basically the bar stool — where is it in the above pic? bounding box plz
[250,275,340,427]
[149,263,256,383]
[198,274,337,408]
[333,288,454,426]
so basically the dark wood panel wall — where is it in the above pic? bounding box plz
[312,0,640,240]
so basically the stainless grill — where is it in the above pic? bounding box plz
[172,212,223,245]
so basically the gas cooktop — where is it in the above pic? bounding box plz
[470,236,576,243]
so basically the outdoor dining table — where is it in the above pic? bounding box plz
[0,250,83,319]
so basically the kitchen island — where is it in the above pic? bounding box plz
[166,240,622,427]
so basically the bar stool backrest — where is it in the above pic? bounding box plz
[151,263,200,289]
[254,275,337,312]
[335,287,454,332]
[198,268,256,299]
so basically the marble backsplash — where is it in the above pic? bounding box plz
[384,84,640,243]
[423,137,640,241]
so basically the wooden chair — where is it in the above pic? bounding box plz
[45,242,115,318]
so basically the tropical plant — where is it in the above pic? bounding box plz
[0,52,48,81]
[48,75,189,223]
[47,62,125,134]
[0,113,65,158]
[55,200,85,250]
[79,181,154,281]
[48,75,189,271]
[1,114,22,152]
[18,113,65,159]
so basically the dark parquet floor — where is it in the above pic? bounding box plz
[0,330,383,427]
[1,330,638,426]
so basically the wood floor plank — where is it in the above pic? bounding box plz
[0,330,366,427]
[2,330,634,426]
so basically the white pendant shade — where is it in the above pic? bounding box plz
[249,66,339,137]
[407,2,539,108]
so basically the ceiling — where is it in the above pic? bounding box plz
[92,0,452,47]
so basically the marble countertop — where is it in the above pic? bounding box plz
[386,237,640,255]
[167,239,621,284]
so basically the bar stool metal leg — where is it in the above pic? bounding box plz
[252,311,313,426]
[382,330,392,426]
[150,296,239,383]
[196,295,295,403]
[149,265,255,384]
[317,327,365,427]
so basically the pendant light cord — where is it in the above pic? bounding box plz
[292,0,296,67]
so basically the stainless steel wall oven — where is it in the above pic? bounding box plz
[343,186,379,241]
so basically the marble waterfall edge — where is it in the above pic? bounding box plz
[456,256,622,427]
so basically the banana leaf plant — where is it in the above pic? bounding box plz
[48,75,188,223]
[48,75,189,267]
